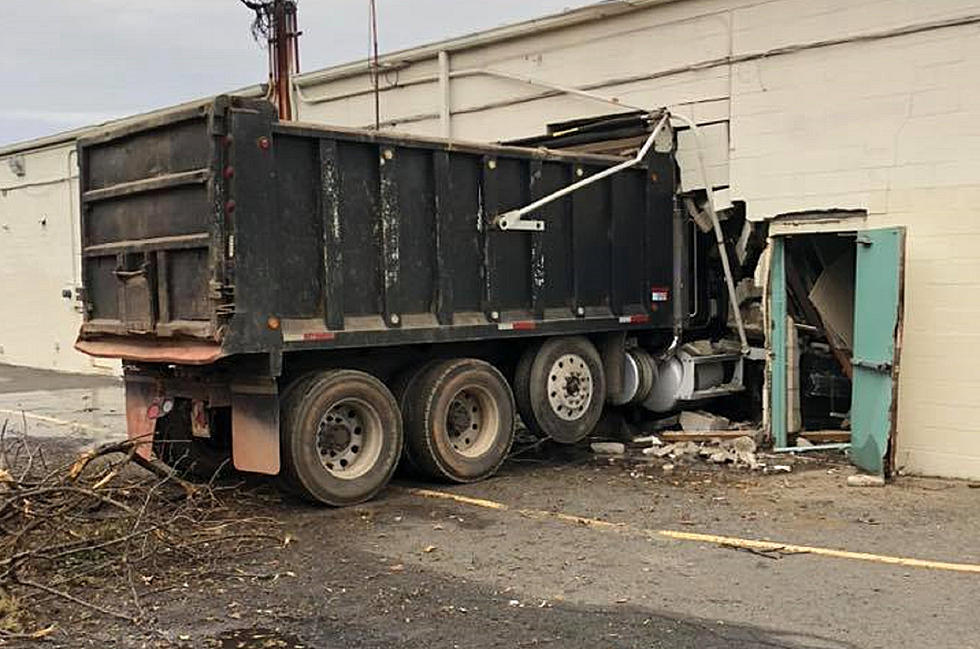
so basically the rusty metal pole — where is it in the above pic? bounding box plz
[269,0,299,120]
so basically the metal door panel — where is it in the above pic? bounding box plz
[850,228,905,475]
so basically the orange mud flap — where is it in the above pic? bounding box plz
[124,376,160,460]
[231,380,281,475]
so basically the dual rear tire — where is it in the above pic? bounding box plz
[280,370,403,506]
[400,359,515,484]
[280,360,516,505]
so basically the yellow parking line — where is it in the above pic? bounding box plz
[406,487,980,575]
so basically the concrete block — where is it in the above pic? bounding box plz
[679,410,731,432]
[632,435,662,446]
[847,474,886,487]
[591,442,625,455]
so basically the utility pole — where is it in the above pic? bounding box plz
[240,0,301,120]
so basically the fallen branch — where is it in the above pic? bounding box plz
[0,427,284,634]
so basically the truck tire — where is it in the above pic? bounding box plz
[402,359,515,483]
[513,336,606,444]
[153,399,232,481]
[276,373,320,496]
[390,361,441,475]
[281,369,402,506]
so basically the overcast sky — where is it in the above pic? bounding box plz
[0,0,597,146]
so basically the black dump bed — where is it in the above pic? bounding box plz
[76,96,677,364]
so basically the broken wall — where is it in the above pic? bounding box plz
[729,4,980,478]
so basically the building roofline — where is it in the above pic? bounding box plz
[294,0,678,87]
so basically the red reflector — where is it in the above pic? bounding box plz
[619,314,651,324]
[302,332,336,341]
[498,321,536,331]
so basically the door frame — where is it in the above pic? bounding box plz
[764,211,904,474]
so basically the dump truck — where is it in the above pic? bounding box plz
[75,96,747,505]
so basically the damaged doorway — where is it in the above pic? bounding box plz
[769,221,905,475]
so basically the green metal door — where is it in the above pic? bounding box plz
[850,227,905,475]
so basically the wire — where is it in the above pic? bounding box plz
[239,0,276,41]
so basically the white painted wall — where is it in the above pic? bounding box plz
[728,1,980,478]
[0,142,118,375]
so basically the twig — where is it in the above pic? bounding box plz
[14,576,136,622]
[0,485,137,517]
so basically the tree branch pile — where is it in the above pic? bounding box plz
[0,420,285,640]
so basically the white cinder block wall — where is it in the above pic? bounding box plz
[0,142,118,375]
[728,0,980,478]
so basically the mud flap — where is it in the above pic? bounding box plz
[124,377,159,460]
[231,381,281,474]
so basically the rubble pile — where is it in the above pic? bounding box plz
[591,408,794,474]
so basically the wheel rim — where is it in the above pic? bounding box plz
[444,386,499,458]
[315,398,384,479]
[546,353,594,421]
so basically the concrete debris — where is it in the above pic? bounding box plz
[681,340,715,356]
[680,339,744,357]
[714,338,743,354]
[708,450,734,463]
[670,441,701,457]
[732,436,756,454]
[634,434,766,470]
[730,436,760,468]
[795,436,814,447]
[591,442,626,455]
[766,465,793,474]
[661,429,760,442]
[679,410,731,433]
[847,474,886,487]
[632,435,662,446]
[606,418,795,474]
[643,445,674,458]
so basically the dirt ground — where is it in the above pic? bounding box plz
[1,364,978,649]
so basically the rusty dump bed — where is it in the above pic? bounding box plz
[76,96,677,365]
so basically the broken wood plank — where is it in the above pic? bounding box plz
[660,430,759,442]
[797,430,851,443]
